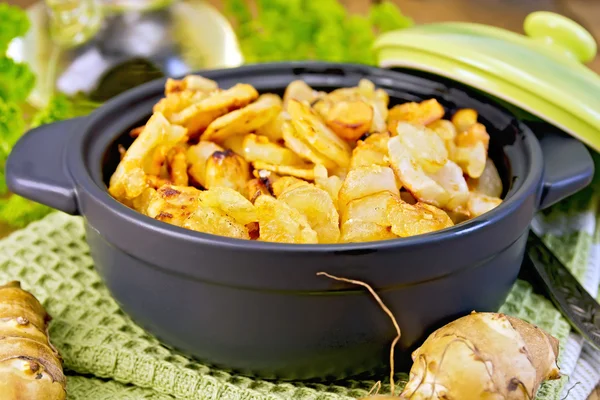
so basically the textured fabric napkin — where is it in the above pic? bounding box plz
[0,204,589,400]
[2,153,600,399]
[531,173,600,400]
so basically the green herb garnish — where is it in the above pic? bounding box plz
[225,0,413,64]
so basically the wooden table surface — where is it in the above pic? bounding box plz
[5,0,600,398]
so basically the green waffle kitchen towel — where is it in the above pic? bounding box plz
[0,207,592,400]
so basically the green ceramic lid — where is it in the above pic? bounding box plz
[373,11,600,152]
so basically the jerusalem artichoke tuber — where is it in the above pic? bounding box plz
[0,281,66,400]
[400,312,560,400]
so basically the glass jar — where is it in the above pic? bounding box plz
[7,0,243,108]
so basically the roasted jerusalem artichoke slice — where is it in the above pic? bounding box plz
[282,80,322,110]
[108,112,188,203]
[387,198,454,237]
[242,134,304,166]
[350,132,390,169]
[388,99,445,133]
[255,195,318,244]
[281,121,337,169]
[468,191,503,218]
[288,99,352,168]
[165,75,219,95]
[468,158,503,198]
[271,176,309,198]
[339,220,397,243]
[314,164,343,211]
[278,183,340,243]
[170,83,259,137]
[252,161,316,181]
[199,187,257,226]
[202,94,282,143]
[427,160,470,212]
[387,132,450,208]
[154,75,220,118]
[324,100,373,142]
[146,185,203,226]
[146,185,252,239]
[338,165,400,211]
[453,141,487,179]
[183,206,250,239]
[187,141,224,188]
[204,150,251,196]
[0,281,66,400]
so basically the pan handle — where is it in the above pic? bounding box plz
[5,118,83,215]
[536,128,594,210]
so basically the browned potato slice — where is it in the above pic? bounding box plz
[281,121,337,169]
[388,199,454,237]
[253,161,316,181]
[165,75,218,94]
[338,165,399,210]
[256,111,286,142]
[199,187,257,225]
[278,183,340,243]
[242,134,304,165]
[340,220,397,243]
[272,176,309,197]
[350,132,390,169]
[109,112,188,202]
[388,99,445,133]
[387,135,450,208]
[183,206,250,240]
[325,100,373,141]
[146,184,203,225]
[451,108,478,133]
[342,192,397,226]
[428,160,470,211]
[205,149,251,196]
[187,141,224,188]
[467,192,503,217]
[202,94,282,142]
[468,158,503,198]
[170,83,259,137]
[222,134,245,156]
[255,195,318,244]
[288,100,352,168]
[453,142,487,178]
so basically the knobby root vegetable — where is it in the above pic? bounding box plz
[0,281,66,400]
[400,312,560,400]
[318,272,562,400]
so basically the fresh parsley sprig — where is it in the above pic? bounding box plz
[225,0,413,64]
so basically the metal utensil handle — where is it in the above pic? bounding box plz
[527,231,600,351]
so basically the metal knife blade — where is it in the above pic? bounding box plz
[526,230,600,351]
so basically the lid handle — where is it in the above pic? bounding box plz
[524,11,597,63]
